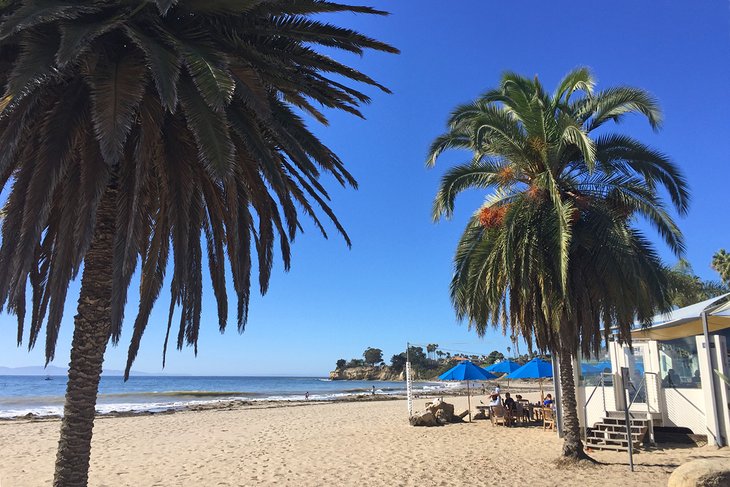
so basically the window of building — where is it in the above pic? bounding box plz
[658,337,701,389]
[579,350,612,386]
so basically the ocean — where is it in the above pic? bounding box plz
[0,375,453,418]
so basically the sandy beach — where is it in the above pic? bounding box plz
[2,392,729,487]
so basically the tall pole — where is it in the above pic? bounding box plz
[552,355,564,438]
[467,381,472,422]
[621,367,635,472]
[406,342,413,418]
[701,310,723,447]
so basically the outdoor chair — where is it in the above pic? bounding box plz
[491,405,512,427]
[542,407,555,431]
[514,403,529,424]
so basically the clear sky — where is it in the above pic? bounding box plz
[1,1,729,376]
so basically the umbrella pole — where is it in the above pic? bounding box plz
[467,381,472,422]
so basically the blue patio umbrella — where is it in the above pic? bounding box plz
[581,363,601,374]
[581,361,613,375]
[505,358,553,400]
[485,360,521,374]
[439,361,497,422]
[505,357,553,379]
[595,361,612,373]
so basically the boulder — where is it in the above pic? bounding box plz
[668,458,730,487]
[409,411,439,427]
[434,409,449,424]
[426,400,456,422]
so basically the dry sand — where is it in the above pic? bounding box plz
[1,393,729,486]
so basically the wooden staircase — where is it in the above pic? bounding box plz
[585,412,649,451]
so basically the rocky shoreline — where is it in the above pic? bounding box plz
[328,365,404,381]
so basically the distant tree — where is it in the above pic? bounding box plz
[712,250,730,285]
[347,359,366,368]
[407,346,427,366]
[390,353,407,372]
[363,347,384,366]
[336,359,347,370]
[668,260,728,307]
[485,350,505,365]
[426,343,439,359]
[507,346,511,358]
[436,350,444,360]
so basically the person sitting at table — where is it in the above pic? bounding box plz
[543,394,554,407]
[663,369,680,387]
[503,392,516,411]
[514,394,530,419]
[488,393,502,407]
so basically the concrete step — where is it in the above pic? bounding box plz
[593,423,646,431]
[592,431,645,441]
[605,411,651,422]
[586,436,642,449]
[602,417,650,426]
[585,441,639,452]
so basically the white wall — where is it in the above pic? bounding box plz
[662,387,706,434]
[579,385,617,427]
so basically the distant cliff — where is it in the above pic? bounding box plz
[329,365,404,381]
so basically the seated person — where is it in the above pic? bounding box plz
[488,393,502,407]
[663,369,680,387]
[503,392,516,411]
[543,393,554,407]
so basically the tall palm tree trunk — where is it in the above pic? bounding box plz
[558,345,589,460]
[54,182,117,487]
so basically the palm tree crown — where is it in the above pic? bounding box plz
[428,68,688,357]
[0,0,398,376]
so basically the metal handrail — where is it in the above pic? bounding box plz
[627,372,659,412]
[582,372,610,443]
[626,372,659,446]
[644,372,659,413]
[627,377,645,411]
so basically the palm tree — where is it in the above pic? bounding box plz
[668,259,728,307]
[712,249,730,285]
[0,1,396,485]
[427,68,687,460]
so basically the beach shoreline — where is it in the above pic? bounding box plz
[0,379,551,422]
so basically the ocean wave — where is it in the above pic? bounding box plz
[99,390,261,398]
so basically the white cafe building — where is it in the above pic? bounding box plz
[575,294,730,447]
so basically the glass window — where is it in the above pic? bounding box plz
[579,350,612,386]
[658,337,701,389]
[625,345,647,403]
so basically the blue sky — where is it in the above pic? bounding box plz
[1,0,729,376]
